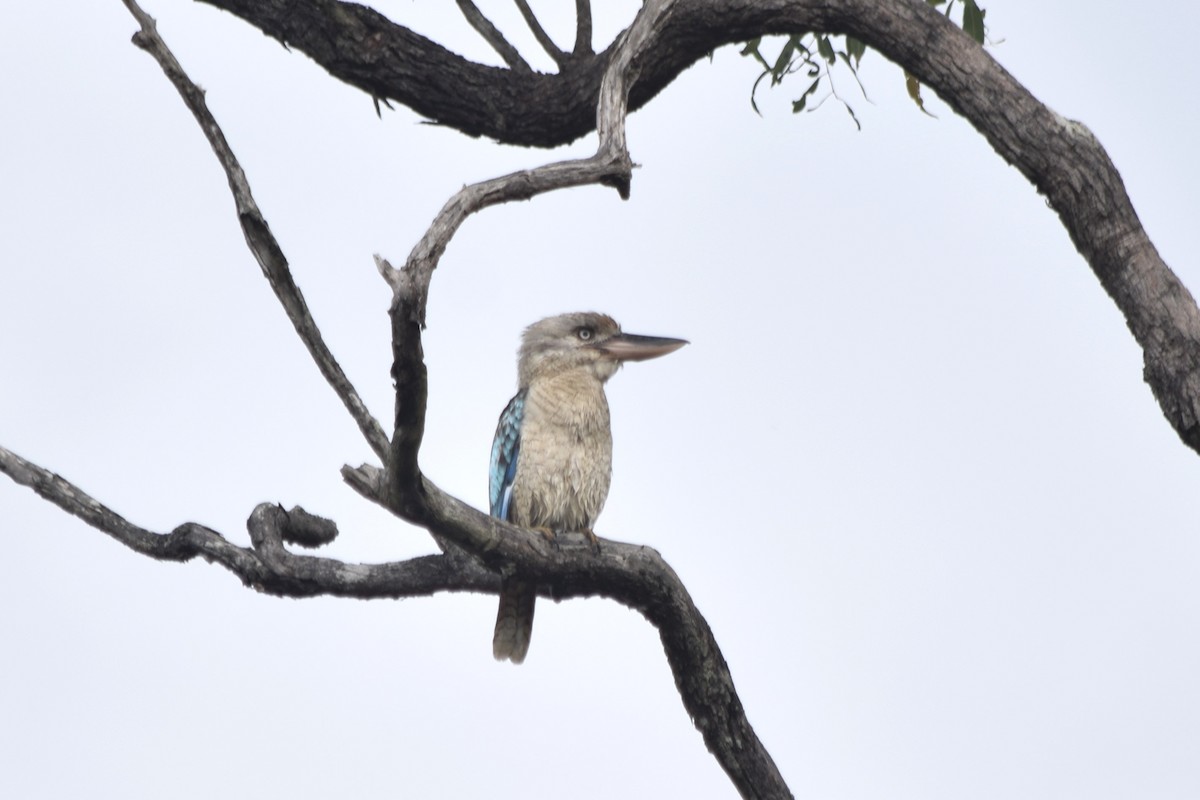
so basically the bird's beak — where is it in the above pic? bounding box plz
[593,332,689,362]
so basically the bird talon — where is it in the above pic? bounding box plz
[582,528,602,554]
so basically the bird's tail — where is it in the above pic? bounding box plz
[493,580,535,664]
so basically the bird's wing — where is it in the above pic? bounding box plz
[489,390,525,520]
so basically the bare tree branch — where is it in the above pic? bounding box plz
[1,444,195,561]
[513,0,569,67]
[574,0,594,56]
[375,151,632,330]
[193,0,662,146]
[455,0,531,72]
[833,0,1200,453]
[4,424,790,798]
[0,445,494,598]
[120,0,390,463]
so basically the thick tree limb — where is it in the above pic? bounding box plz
[195,0,678,146]
[812,0,1200,451]
[123,0,390,463]
[195,0,1200,455]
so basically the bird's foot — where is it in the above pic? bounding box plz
[533,526,559,550]
[581,528,602,555]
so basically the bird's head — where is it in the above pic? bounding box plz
[517,311,688,386]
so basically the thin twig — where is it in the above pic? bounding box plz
[574,0,593,55]
[119,0,391,463]
[386,156,632,329]
[513,0,568,67]
[456,0,531,72]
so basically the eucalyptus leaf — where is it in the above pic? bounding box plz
[845,36,866,66]
[963,0,985,43]
[817,35,836,64]
[791,77,821,113]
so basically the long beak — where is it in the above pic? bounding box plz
[594,332,689,362]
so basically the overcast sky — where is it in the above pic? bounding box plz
[2,2,1198,798]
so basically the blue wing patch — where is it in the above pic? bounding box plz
[489,390,525,521]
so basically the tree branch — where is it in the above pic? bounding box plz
[194,0,1200,456]
[815,0,1200,451]
[455,0,531,72]
[122,0,390,463]
[4,432,791,799]
[0,445,495,598]
[513,0,569,68]
[194,0,674,147]
[574,0,594,56]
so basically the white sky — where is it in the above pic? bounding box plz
[2,2,1198,798]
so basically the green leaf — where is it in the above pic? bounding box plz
[816,35,836,64]
[750,69,770,116]
[962,0,985,43]
[740,37,769,70]
[771,37,799,83]
[791,78,821,113]
[904,70,935,117]
[844,36,866,67]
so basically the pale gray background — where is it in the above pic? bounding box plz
[2,2,1198,798]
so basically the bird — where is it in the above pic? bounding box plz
[488,311,688,663]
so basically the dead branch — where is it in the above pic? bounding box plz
[0,445,494,598]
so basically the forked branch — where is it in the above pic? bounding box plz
[0,445,495,598]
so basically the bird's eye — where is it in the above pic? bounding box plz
[576,327,594,341]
